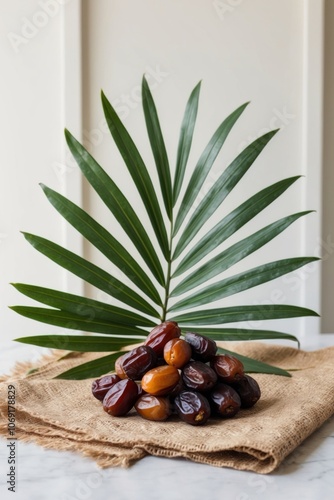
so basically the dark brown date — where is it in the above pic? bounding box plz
[174,390,211,426]
[210,354,244,383]
[141,365,180,396]
[164,338,192,368]
[231,374,261,408]
[103,379,138,416]
[182,361,217,392]
[92,374,121,401]
[121,346,157,380]
[184,332,217,362]
[135,394,172,421]
[209,383,241,418]
[144,321,181,356]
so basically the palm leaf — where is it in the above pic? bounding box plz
[142,75,172,219]
[15,335,140,352]
[40,184,161,305]
[10,306,147,336]
[171,304,319,325]
[173,81,201,205]
[12,78,319,379]
[173,101,249,236]
[101,91,169,258]
[173,176,301,275]
[11,283,155,327]
[173,129,278,258]
[65,130,165,286]
[21,233,159,318]
[54,352,122,380]
[170,257,319,311]
[182,327,299,346]
[172,211,312,295]
[217,348,291,377]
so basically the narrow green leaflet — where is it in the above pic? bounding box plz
[142,75,172,219]
[54,352,122,380]
[173,101,249,236]
[10,307,148,335]
[170,304,319,325]
[15,335,141,352]
[217,347,291,377]
[174,176,301,276]
[173,130,278,259]
[173,81,201,206]
[101,91,169,258]
[65,130,165,286]
[11,284,155,327]
[22,233,159,318]
[181,327,299,345]
[41,184,161,305]
[172,211,312,295]
[170,257,319,312]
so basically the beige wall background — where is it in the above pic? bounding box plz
[0,0,332,344]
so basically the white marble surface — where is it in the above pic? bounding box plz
[1,337,334,500]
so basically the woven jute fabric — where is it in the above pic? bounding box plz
[1,341,334,474]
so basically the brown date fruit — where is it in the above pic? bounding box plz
[103,379,139,416]
[135,394,172,421]
[174,390,211,426]
[115,354,127,379]
[210,354,244,383]
[141,365,180,396]
[121,346,157,380]
[144,321,181,356]
[91,374,121,401]
[209,383,241,418]
[184,332,217,362]
[163,338,192,368]
[231,374,261,408]
[182,361,217,392]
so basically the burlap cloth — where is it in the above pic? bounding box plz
[1,341,334,474]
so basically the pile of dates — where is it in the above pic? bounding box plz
[92,321,261,426]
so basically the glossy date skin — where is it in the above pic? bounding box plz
[103,379,139,416]
[182,361,217,392]
[144,321,181,356]
[209,383,241,418]
[91,374,121,401]
[163,338,192,369]
[184,332,217,362]
[121,345,158,380]
[135,394,172,421]
[174,390,211,426]
[210,354,245,383]
[231,374,261,408]
[141,365,180,396]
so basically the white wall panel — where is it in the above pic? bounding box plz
[0,0,82,342]
[0,0,325,346]
[81,0,323,343]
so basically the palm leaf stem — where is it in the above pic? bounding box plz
[161,217,174,321]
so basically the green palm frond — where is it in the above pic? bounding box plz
[12,78,319,379]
